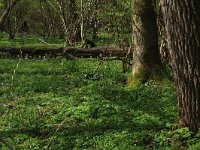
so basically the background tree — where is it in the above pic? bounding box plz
[161,0,200,131]
[38,0,59,38]
[67,0,80,43]
[3,0,30,39]
[0,0,132,46]
[0,0,20,29]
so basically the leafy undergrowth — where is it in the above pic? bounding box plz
[0,58,199,149]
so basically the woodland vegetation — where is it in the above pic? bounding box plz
[0,0,200,149]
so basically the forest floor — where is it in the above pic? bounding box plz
[0,36,200,149]
[0,57,199,150]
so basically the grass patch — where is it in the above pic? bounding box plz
[0,57,199,149]
[0,34,64,49]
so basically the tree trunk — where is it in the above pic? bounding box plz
[130,0,162,87]
[92,0,98,41]
[67,0,80,43]
[161,0,200,131]
[80,0,84,41]
[0,0,20,29]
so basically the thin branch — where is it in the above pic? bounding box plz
[0,138,14,150]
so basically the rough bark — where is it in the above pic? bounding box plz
[131,0,162,87]
[161,0,200,131]
[0,0,20,29]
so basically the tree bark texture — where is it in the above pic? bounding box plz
[131,0,161,85]
[161,0,200,131]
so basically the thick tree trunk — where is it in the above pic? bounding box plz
[161,0,200,131]
[0,0,20,29]
[131,0,162,87]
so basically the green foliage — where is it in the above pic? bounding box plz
[0,57,197,149]
[154,128,200,149]
[0,35,64,48]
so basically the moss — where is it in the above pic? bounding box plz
[128,65,173,88]
[128,67,149,88]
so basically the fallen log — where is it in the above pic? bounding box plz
[0,46,132,58]
[63,47,132,58]
[0,47,63,57]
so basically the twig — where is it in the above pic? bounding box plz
[11,49,22,88]
[45,118,68,149]
[0,138,14,150]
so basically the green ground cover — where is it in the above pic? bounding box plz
[0,58,200,149]
[0,33,64,48]
[0,32,119,48]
